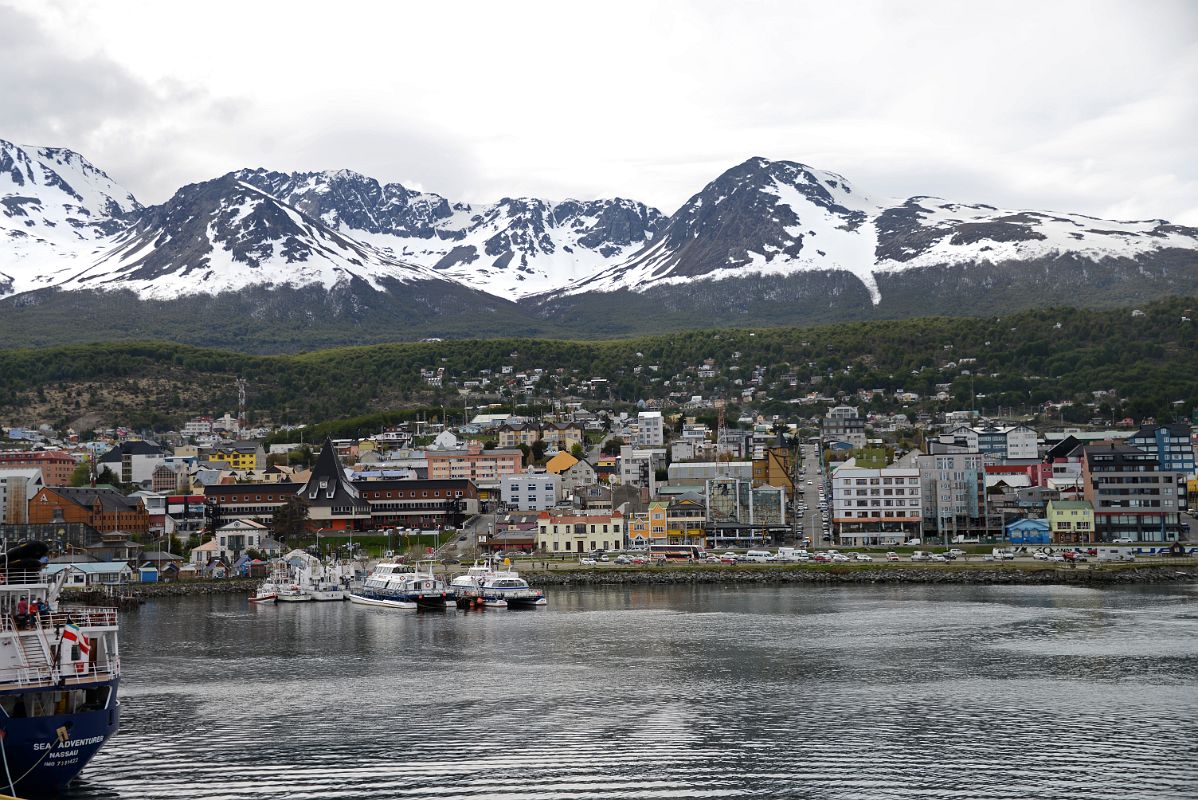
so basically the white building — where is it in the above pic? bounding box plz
[0,468,43,524]
[831,458,922,545]
[94,440,167,486]
[182,417,213,438]
[941,424,1038,461]
[502,472,561,511]
[215,519,271,561]
[633,411,665,448]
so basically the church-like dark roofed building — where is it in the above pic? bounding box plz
[297,438,371,530]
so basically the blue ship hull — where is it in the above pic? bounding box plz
[0,679,120,797]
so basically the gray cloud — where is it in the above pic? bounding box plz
[2,0,1195,224]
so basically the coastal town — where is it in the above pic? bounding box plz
[1,375,1195,587]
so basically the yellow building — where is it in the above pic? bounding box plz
[753,446,796,494]
[628,501,669,546]
[1046,500,1095,543]
[208,446,263,471]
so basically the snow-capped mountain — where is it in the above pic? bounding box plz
[235,168,665,298]
[58,173,453,299]
[0,140,140,296]
[554,156,1198,306]
[2,143,1197,348]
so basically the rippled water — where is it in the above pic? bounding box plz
[66,583,1198,799]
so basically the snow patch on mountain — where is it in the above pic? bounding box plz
[0,140,140,296]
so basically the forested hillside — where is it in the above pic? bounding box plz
[1,297,1195,430]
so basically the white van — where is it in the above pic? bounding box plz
[743,550,776,563]
[776,547,809,562]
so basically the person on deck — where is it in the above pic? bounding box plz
[15,596,29,629]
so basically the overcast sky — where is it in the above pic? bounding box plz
[3,0,1195,222]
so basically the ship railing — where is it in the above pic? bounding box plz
[42,608,119,629]
[0,570,50,586]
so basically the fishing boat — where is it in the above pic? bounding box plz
[451,558,547,610]
[349,561,449,610]
[248,583,278,604]
[0,542,121,797]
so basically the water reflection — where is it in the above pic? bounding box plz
[69,583,1198,799]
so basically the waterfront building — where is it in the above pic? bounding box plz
[918,451,987,540]
[830,459,921,545]
[627,501,669,547]
[26,486,149,534]
[1081,442,1184,542]
[535,511,625,553]
[1045,500,1095,543]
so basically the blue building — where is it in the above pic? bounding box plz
[1005,517,1050,545]
[1127,423,1195,476]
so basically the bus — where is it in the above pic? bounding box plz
[649,544,705,562]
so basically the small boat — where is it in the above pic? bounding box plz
[249,584,279,603]
[349,561,449,610]
[276,583,313,603]
[452,558,547,609]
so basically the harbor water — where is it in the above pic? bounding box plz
[67,583,1198,799]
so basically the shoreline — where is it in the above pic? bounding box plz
[59,562,1198,603]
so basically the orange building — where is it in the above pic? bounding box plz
[27,486,149,534]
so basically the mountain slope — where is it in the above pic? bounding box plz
[59,173,456,299]
[550,156,1198,307]
[0,139,140,296]
[236,168,666,298]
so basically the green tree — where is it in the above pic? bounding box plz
[271,496,310,541]
[570,443,585,459]
[601,436,625,456]
[68,461,91,487]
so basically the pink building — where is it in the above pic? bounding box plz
[425,441,522,489]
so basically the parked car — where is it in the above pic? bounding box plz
[1113,537,1133,544]
[885,552,901,562]
[830,553,851,563]
[1048,554,1066,562]
[629,556,649,565]
[579,558,597,566]
[598,555,610,563]
[852,553,873,562]
[910,551,930,562]
[614,555,631,565]
[1032,551,1049,561]
[1063,550,1087,562]
[812,553,831,563]
[929,553,948,562]
[947,548,965,557]
[720,553,738,564]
